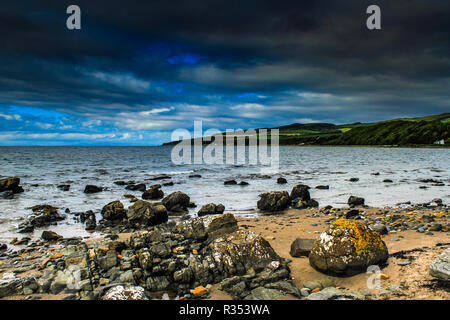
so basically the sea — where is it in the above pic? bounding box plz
[0,146,449,243]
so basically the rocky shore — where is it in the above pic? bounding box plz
[0,176,449,300]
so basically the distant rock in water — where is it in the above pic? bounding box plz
[277,177,287,184]
[18,205,65,233]
[224,180,237,185]
[349,178,359,182]
[290,184,311,202]
[309,218,389,276]
[257,191,290,212]
[57,184,70,191]
[239,181,249,186]
[0,176,24,194]
[125,183,146,192]
[142,184,164,200]
[84,185,103,194]
[315,185,329,190]
[197,203,225,217]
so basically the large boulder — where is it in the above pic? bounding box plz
[0,177,24,194]
[142,184,164,200]
[257,191,290,212]
[290,184,311,202]
[127,200,168,226]
[162,191,190,212]
[309,218,389,276]
[101,200,127,221]
[208,229,282,274]
[429,248,450,281]
[197,203,225,217]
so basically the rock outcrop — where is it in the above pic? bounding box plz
[257,191,290,212]
[197,203,225,217]
[429,248,450,281]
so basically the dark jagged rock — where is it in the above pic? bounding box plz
[142,184,164,200]
[345,209,360,219]
[161,191,190,213]
[349,178,359,182]
[239,181,249,186]
[85,212,97,231]
[18,205,65,233]
[127,200,168,226]
[257,191,290,212]
[348,195,365,207]
[57,184,70,191]
[0,176,24,194]
[197,203,225,217]
[84,185,103,194]
[224,180,237,185]
[290,184,310,202]
[125,183,146,192]
[277,177,287,184]
[41,231,63,241]
[315,185,329,190]
[101,201,127,222]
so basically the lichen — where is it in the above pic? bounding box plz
[331,218,385,256]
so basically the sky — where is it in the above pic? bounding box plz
[0,0,449,145]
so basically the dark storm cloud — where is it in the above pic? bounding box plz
[0,0,449,145]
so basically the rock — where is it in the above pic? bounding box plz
[189,174,202,178]
[257,191,290,212]
[57,184,70,191]
[303,276,335,290]
[309,218,389,276]
[290,184,310,202]
[239,181,249,186]
[306,287,346,300]
[0,243,6,250]
[345,209,360,219]
[224,180,237,185]
[244,287,286,300]
[85,212,97,231]
[429,223,442,232]
[162,191,190,212]
[197,203,225,217]
[18,204,65,232]
[0,273,38,298]
[176,213,238,241]
[41,231,63,241]
[369,223,388,235]
[142,184,164,200]
[349,178,359,182]
[125,183,146,192]
[383,179,393,183]
[277,177,287,184]
[127,200,168,226]
[429,248,450,281]
[348,195,365,207]
[208,230,282,273]
[113,181,127,186]
[397,261,411,266]
[289,238,316,257]
[432,198,443,205]
[0,176,24,194]
[315,185,329,190]
[102,285,148,300]
[84,185,103,194]
[101,200,127,221]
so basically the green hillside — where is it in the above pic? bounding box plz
[163,113,450,147]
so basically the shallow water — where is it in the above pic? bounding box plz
[0,146,449,242]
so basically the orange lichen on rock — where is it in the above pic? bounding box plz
[193,286,208,297]
[331,218,385,256]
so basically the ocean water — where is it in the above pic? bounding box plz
[0,146,449,242]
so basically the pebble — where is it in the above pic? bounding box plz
[397,260,411,266]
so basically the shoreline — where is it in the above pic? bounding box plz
[1,203,448,300]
